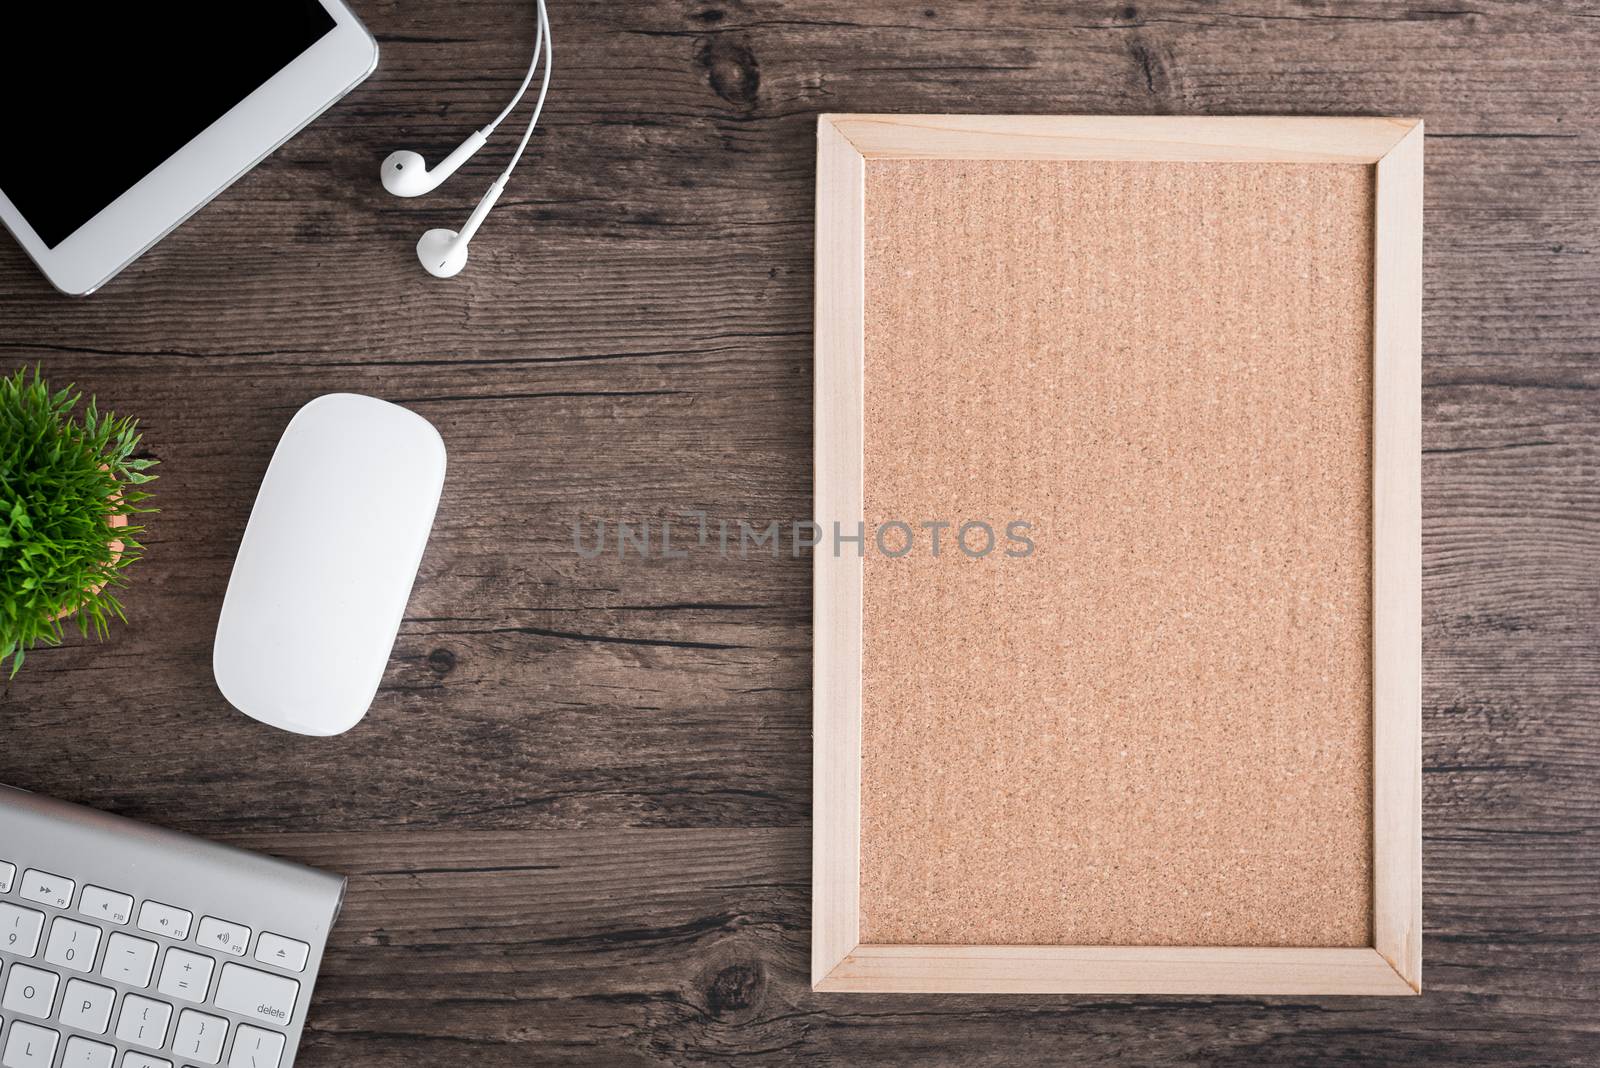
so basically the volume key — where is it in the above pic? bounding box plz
[136,900,193,940]
[197,916,251,957]
[79,885,135,925]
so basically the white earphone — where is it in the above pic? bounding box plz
[382,0,552,278]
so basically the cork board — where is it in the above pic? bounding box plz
[814,116,1423,995]
[860,157,1374,948]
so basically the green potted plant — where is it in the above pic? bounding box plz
[0,368,157,675]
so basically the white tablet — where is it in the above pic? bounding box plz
[0,3,378,295]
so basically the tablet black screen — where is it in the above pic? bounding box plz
[0,3,336,248]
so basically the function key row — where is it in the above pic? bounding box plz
[1,865,308,973]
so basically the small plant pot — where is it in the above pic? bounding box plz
[0,367,158,675]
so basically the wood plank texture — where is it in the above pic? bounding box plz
[0,0,1595,1063]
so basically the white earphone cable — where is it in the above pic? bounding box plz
[483,0,547,135]
[498,0,553,184]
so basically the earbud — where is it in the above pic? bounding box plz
[415,178,507,279]
[381,130,489,197]
[415,229,469,279]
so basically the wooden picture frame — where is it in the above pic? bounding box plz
[813,115,1422,995]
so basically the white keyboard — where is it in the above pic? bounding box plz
[0,785,344,1068]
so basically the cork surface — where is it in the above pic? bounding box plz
[859,159,1375,947]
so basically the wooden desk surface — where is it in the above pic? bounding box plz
[2,2,1596,1064]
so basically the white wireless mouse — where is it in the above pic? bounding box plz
[214,393,446,736]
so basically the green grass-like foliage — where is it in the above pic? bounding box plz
[0,368,157,675]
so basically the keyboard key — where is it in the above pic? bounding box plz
[78,887,134,926]
[1,1020,58,1068]
[173,1009,228,1065]
[119,1055,171,1068]
[197,917,251,958]
[0,860,14,892]
[59,978,116,1034]
[226,1024,285,1068]
[44,917,103,973]
[115,993,172,1050]
[0,903,45,957]
[213,963,299,1027]
[61,1036,115,1068]
[136,901,192,941]
[157,947,215,1003]
[254,933,309,973]
[2,963,58,1019]
[101,932,159,987]
[18,870,73,910]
